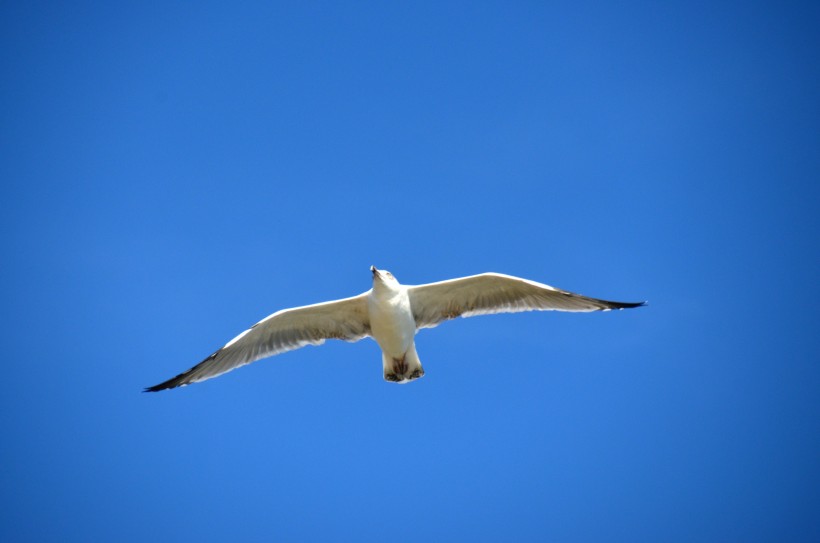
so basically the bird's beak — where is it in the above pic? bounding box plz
[370,265,378,278]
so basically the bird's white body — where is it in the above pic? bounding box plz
[368,281,414,356]
[367,270,424,382]
[146,266,644,391]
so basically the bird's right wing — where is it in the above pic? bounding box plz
[408,273,644,329]
[145,292,371,391]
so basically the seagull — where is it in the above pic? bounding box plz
[145,267,644,391]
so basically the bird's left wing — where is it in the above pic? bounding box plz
[408,273,644,329]
[145,293,371,391]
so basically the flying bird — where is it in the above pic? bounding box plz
[145,267,644,391]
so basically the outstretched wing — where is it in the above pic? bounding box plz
[145,293,371,391]
[408,273,644,329]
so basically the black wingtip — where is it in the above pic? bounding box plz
[608,300,647,310]
[143,381,176,393]
[143,349,221,393]
[626,300,648,308]
[143,371,194,392]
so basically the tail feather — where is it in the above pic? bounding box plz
[383,344,424,383]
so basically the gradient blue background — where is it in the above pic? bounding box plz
[2,1,818,541]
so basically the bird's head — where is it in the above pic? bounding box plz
[370,266,399,288]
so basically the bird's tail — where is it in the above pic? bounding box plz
[383,344,424,384]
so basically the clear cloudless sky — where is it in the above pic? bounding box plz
[2,1,818,541]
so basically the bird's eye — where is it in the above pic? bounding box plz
[386,273,393,278]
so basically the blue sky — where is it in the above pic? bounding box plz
[2,1,818,541]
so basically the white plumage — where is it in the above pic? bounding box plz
[146,266,644,391]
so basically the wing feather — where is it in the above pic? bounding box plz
[408,273,644,329]
[145,293,371,391]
